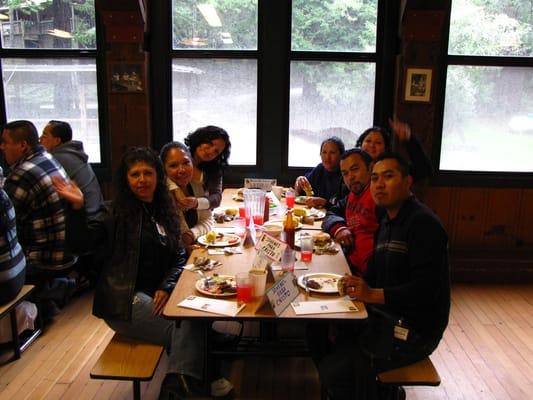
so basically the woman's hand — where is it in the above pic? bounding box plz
[153,290,169,315]
[176,196,198,210]
[181,230,195,246]
[52,176,84,210]
[294,176,312,194]
[389,117,411,142]
[305,196,327,208]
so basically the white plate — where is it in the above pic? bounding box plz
[308,209,326,220]
[297,273,342,294]
[295,196,308,205]
[195,274,236,297]
[197,233,241,247]
[264,219,302,230]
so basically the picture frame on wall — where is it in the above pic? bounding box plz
[404,67,433,103]
[109,63,144,93]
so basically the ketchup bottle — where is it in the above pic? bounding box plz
[283,209,296,249]
[263,196,270,223]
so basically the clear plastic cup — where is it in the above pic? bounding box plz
[280,247,295,273]
[249,270,267,297]
[300,234,314,263]
[285,189,295,209]
[236,272,252,304]
[244,189,266,226]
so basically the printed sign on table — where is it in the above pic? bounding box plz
[266,272,300,316]
[244,178,277,191]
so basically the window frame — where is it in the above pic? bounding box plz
[0,8,111,179]
[150,0,397,185]
[432,3,533,188]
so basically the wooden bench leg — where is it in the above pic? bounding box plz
[133,380,140,400]
[10,310,21,360]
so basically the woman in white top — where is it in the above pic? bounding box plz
[160,142,213,249]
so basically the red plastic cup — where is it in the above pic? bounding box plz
[236,272,252,304]
[286,191,295,208]
[238,206,246,218]
[301,250,313,262]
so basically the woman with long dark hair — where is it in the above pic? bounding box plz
[184,125,231,210]
[55,147,206,398]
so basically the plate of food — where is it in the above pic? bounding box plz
[295,196,308,205]
[232,188,245,202]
[308,208,326,220]
[195,274,237,297]
[297,273,342,294]
[197,231,241,247]
[294,231,336,251]
[264,219,303,230]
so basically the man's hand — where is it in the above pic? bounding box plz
[153,290,169,315]
[342,275,384,304]
[52,176,84,210]
[334,228,354,248]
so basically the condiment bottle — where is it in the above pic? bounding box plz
[283,209,296,249]
[263,196,270,223]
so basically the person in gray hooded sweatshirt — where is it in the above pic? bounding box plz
[40,121,104,218]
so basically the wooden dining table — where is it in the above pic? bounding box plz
[163,188,367,321]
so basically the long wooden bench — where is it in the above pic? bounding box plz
[377,357,440,399]
[90,333,164,400]
[0,284,42,362]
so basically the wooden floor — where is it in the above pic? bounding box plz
[0,283,532,400]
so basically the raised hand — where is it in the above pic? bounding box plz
[52,176,84,210]
[389,117,411,142]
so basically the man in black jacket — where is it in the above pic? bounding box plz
[314,153,450,400]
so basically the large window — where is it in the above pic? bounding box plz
[171,0,258,165]
[289,0,377,167]
[440,0,533,174]
[0,0,102,163]
[154,0,392,179]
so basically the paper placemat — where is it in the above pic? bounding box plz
[291,299,358,315]
[178,296,246,317]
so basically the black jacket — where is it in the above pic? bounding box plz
[66,204,186,320]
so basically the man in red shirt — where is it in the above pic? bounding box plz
[322,148,378,275]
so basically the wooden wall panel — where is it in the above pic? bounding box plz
[482,189,521,250]
[517,189,533,250]
[451,188,486,250]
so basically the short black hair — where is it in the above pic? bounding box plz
[374,152,411,177]
[340,148,373,167]
[46,120,72,143]
[355,126,392,152]
[3,120,39,148]
[320,136,345,155]
[160,141,191,164]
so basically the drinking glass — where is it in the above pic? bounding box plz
[300,234,314,263]
[236,272,252,304]
[285,189,295,209]
[244,188,266,226]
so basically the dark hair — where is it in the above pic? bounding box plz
[320,136,345,155]
[340,148,373,167]
[114,147,181,249]
[355,126,392,153]
[160,141,192,165]
[374,152,411,177]
[46,120,72,143]
[184,125,231,174]
[3,120,39,148]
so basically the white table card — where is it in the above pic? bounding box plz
[244,178,277,191]
[178,296,246,317]
[266,272,300,316]
[255,232,286,262]
[291,299,359,315]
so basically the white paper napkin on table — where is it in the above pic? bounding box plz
[291,299,358,315]
[178,295,246,317]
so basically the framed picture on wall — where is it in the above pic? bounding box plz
[109,63,144,93]
[404,67,433,103]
